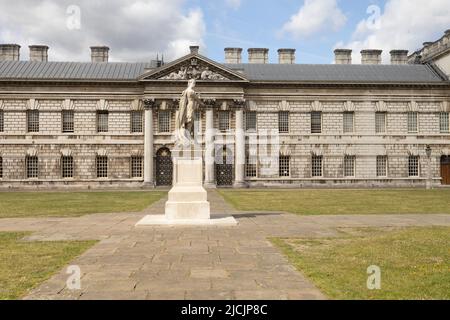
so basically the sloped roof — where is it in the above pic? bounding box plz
[0,60,447,83]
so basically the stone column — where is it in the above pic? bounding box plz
[234,107,246,188]
[143,99,155,186]
[204,108,216,188]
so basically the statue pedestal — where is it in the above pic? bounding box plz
[136,154,237,227]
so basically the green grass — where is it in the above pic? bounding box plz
[0,232,96,299]
[271,227,450,300]
[0,191,165,218]
[219,189,450,215]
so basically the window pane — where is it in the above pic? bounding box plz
[158,110,170,133]
[219,111,230,132]
[311,112,322,134]
[245,111,257,131]
[0,110,4,132]
[131,111,143,133]
[26,156,38,178]
[312,155,323,177]
[0,157,3,178]
[62,111,74,133]
[376,156,387,177]
[343,112,354,133]
[279,156,290,177]
[97,111,109,132]
[407,112,418,133]
[278,111,289,133]
[245,154,257,177]
[27,110,39,132]
[408,156,419,177]
[96,156,108,178]
[440,112,449,133]
[344,155,355,177]
[375,112,386,133]
[131,156,143,178]
[61,156,74,178]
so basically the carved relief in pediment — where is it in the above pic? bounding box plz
[157,58,230,81]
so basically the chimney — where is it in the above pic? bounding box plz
[390,50,408,65]
[361,49,382,65]
[0,44,20,61]
[190,46,199,54]
[90,46,109,63]
[29,45,49,62]
[224,47,242,64]
[334,49,352,64]
[278,48,296,64]
[248,48,269,64]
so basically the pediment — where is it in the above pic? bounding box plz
[138,53,248,82]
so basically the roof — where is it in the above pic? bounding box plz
[223,63,447,83]
[0,60,447,83]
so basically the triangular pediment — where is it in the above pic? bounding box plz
[138,53,248,82]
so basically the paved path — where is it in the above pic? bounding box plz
[0,190,449,300]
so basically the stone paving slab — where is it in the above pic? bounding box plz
[1,190,449,300]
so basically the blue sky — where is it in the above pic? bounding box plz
[0,0,449,63]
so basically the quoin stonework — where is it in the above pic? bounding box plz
[0,31,450,189]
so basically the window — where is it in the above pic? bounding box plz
[312,155,323,177]
[96,156,108,178]
[376,156,387,177]
[158,110,170,133]
[97,111,109,133]
[375,112,386,133]
[279,155,290,177]
[245,111,257,131]
[131,156,143,178]
[218,111,230,132]
[311,112,322,134]
[278,111,289,133]
[62,110,74,133]
[0,157,2,178]
[408,156,419,177]
[131,111,143,133]
[344,155,356,177]
[440,112,449,133]
[61,156,74,178]
[343,112,354,133]
[407,112,418,133]
[27,110,39,132]
[245,154,257,177]
[26,156,38,178]
[0,110,3,132]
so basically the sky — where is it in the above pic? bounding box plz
[0,0,449,64]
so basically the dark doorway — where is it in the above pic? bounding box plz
[215,146,233,186]
[441,156,450,185]
[156,148,173,186]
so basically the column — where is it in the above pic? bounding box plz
[143,99,155,186]
[234,108,246,187]
[204,108,216,188]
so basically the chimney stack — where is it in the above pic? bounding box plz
[0,44,20,61]
[29,45,49,62]
[278,48,295,64]
[190,46,199,54]
[224,48,242,64]
[361,49,382,65]
[334,49,352,64]
[90,46,109,63]
[248,48,269,64]
[390,50,408,65]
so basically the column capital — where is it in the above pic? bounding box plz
[233,98,246,109]
[143,98,157,110]
[202,99,217,109]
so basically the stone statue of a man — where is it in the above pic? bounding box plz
[175,79,203,144]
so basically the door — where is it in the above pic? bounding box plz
[215,146,233,186]
[156,148,173,186]
[441,156,450,185]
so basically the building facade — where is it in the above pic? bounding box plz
[0,36,450,189]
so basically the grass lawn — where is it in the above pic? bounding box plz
[0,232,96,299]
[0,191,165,218]
[219,189,450,215]
[271,227,450,300]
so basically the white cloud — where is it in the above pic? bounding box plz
[0,0,206,62]
[225,0,241,10]
[280,0,347,38]
[336,0,450,63]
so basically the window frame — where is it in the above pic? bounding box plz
[26,156,38,179]
[343,112,355,134]
[218,111,230,133]
[96,111,109,133]
[62,110,74,133]
[439,112,449,133]
[311,111,322,134]
[278,111,289,134]
[0,110,4,132]
[130,156,143,178]
[311,155,323,177]
[96,156,108,178]
[279,155,290,177]
[130,111,144,133]
[157,110,171,133]
[61,156,74,178]
[0,156,3,178]
[343,155,356,177]
[376,155,388,177]
[245,111,257,132]
[407,112,418,133]
[375,112,387,134]
[27,110,39,133]
[408,155,420,177]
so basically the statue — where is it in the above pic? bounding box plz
[175,79,203,145]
